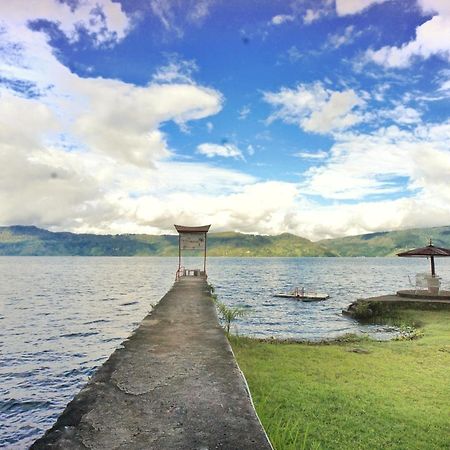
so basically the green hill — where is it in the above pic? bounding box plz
[0,226,335,256]
[206,232,335,256]
[1,225,450,257]
[319,226,450,256]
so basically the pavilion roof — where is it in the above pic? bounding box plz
[174,224,211,233]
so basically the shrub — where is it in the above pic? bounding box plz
[211,295,247,337]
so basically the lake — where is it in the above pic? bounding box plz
[2,256,449,448]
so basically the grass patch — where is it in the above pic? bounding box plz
[231,309,450,450]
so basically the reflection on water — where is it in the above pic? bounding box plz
[1,256,449,448]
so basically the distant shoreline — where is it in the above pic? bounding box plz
[0,254,397,258]
[1,224,450,257]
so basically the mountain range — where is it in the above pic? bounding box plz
[1,225,450,257]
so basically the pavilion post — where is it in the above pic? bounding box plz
[431,256,436,277]
[204,233,207,274]
[178,234,181,273]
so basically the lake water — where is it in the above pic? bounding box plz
[2,256,450,448]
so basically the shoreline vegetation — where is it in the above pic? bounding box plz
[2,224,450,256]
[230,306,450,450]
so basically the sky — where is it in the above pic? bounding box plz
[0,0,449,240]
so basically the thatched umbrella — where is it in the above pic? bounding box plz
[397,240,450,277]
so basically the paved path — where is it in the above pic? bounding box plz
[358,293,450,305]
[32,278,272,450]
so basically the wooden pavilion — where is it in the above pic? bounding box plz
[174,224,211,280]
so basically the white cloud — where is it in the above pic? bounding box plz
[0,82,255,233]
[439,79,450,91]
[294,0,334,24]
[2,86,450,240]
[0,92,111,230]
[284,194,450,240]
[197,143,244,159]
[0,0,130,45]
[262,119,450,239]
[380,105,422,124]
[264,82,365,134]
[305,90,364,132]
[0,3,224,168]
[238,105,251,120]
[303,8,325,24]
[373,83,391,102]
[0,0,137,230]
[0,149,110,230]
[302,122,450,200]
[294,150,328,160]
[327,25,358,49]
[438,69,450,92]
[110,119,450,240]
[0,0,226,232]
[280,1,389,27]
[367,1,450,68]
[335,0,389,16]
[271,2,334,27]
[0,91,58,149]
[0,140,260,234]
[150,0,180,35]
[1,1,450,241]
[188,0,213,24]
[294,0,389,25]
[271,14,295,25]
[418,0,450,16]
[273,1,377,27]
[119,180,300,235]
[286,46,302,62]
[152,57,198,84]
[150,0,214,36]
[73,78,222,165]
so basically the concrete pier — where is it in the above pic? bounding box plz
[32,278,272,449]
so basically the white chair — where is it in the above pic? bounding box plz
[415,273,429,294]
[426,275,441,294]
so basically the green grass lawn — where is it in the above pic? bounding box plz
[231,310,450,450]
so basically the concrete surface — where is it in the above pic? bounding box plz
[397,289,450,300]
[31,277,272,450]
[357,293,450,304]
[343,292,450,317]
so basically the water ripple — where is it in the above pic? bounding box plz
[0,256,175,448]
[1,256,450,448]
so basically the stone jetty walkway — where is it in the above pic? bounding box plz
[32,278,272,450]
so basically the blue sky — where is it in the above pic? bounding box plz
[0,0,449,239]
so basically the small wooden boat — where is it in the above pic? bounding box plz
[274,287,329,302]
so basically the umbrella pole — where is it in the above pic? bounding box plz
[431,255,435,277]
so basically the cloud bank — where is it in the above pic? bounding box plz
[0,0,449,242]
